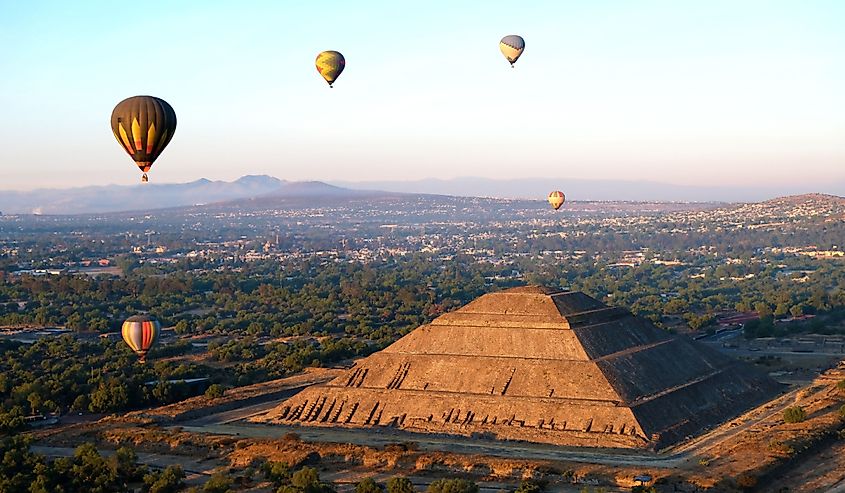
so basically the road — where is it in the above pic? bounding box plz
[181,421,685,467]
[669,386,803,456]
[181,397,291,426]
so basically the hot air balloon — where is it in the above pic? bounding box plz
[315,51,345,87]
[548,191,565,210]
[111,96,177,183]
[121,314,161,362]
[499,35,525,67]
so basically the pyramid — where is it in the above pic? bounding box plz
[259,286,781,449]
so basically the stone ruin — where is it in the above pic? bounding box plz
[257,286,781,449]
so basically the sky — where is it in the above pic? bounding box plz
[1,0,844,191]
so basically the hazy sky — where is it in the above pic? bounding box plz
[2,1,844,191]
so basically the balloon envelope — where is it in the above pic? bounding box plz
[548,191,565,210]
[121,314,161,362]
[316,51,345,87]
[499,35,525,66]
[110,96,177,178]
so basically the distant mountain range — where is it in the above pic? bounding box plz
[1,174,842,215]
[0,176,356,215]
[333,177,845,203]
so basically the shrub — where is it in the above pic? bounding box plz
[203,472,233,493]
[355,477,383,493]
[767,440,794,456]
[783,406,807,423]
[838,404,845,420]
[205,384,226,399]
[515,480,546,493]
[631,487,657,493]
[144,465,185,493]
[387,477,415,493]
[291,467,320,490]
[736,473,758,489]
[426,479,478,493]
[262,461,291,487]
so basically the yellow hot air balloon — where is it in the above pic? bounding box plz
[316,51,345,87]
[499,35,525,67]
[548,191,565,210]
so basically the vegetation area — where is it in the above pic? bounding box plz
[0,197,843,490]
[0,249,843,429]
[0,436,148,492]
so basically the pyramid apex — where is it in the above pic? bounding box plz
[497,285,564,295]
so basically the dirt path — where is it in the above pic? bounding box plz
[167,383,811,470]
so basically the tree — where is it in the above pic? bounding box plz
[783,406,806,423]
[203,472,233,493]
[387,477,415,493]
[754,302,772,318]
[174,320,191,335]
[356,478,383,493]
[62,443,119,493]
[88,381,129,412]
[282,467,335,493]
[111,446,144,486]
[0,435,47,492]
[774,302,790,318]
[27,392,43,414]
[0,406,25,434]
[71,395,90,412]
[426,479,479,493]
[261,461,291,487]
[291,467,320,488]
[144,465,185,493]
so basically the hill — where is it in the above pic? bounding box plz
[333,177,845,203]
[0,176,352,215]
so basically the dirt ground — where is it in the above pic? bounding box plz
[768,439,845,492]
[673,363,845,490]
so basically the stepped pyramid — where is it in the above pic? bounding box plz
[258,286,781,449]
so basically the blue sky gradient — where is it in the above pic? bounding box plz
[1,1,844,190]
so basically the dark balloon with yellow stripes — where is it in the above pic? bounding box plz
[121,314,161,363]
[110,96,177,182]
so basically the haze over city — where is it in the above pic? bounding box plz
[2,1,844,193]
